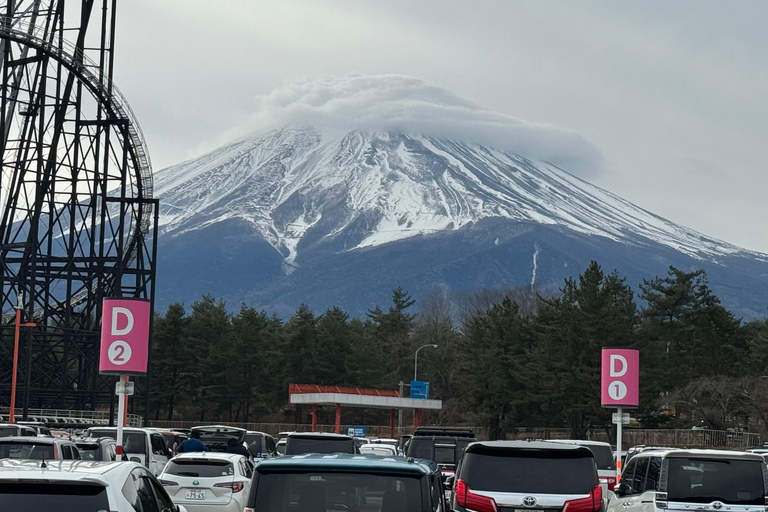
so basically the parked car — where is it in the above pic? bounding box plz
[158,430,187,456]
[406,427,476,484]
[547,439,617,493]
[0,436,81,460]
[191,425,248,454]
[159,452,253,512]
[398,434,412,454]
[372,438,400,452]
[75,437,117,461]
[608,449,767,512]
[359,443,399,457]
[15,422,52,437]
[243,453,446,511]
[284,432,358,455]
[624,444,672,464]
[0,459,188,512]
[88,427,171,476]
[0,424,37,438]
[244,430,278,461]
[451,441,602,512]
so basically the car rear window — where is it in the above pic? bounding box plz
[584,444,615,470]
[285,437,355,455]
[0,442,55,460]
[251,471,423,511]
[91,431,146,455]
[165,460,235,478]
[0,482,109,512]
[667,458,764,505]
[435,446,455,464]
[462,450,598,494]
[76,444,100,460]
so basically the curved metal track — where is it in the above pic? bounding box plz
[0,1,157,413]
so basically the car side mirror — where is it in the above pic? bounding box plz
[445,475,455,489]
[130,456,141,463]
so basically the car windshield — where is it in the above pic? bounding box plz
[0,441,55,460]
[285,437,355,455]
[0,482,109,512]
[76,444,100,460]
[90,431,146,455]
[667,458,764,505]
[251,471,423,511]
[462,450,597,494]
[165,459,234,478]
[193,429,244,451]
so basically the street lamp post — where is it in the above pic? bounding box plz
[414,344,438,382]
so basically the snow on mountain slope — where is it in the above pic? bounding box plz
[155,125,762,271]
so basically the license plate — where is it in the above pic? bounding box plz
[185,489,206,500]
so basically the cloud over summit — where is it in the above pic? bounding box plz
[246,74,604,177]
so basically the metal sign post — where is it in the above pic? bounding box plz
[601,347,639,482]
[100,298,150,456]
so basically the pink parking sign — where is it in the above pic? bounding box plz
[601,348,639,408]
[99,298,151,375]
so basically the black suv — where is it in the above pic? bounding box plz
[406,428,476,483]
[451,441,602,512]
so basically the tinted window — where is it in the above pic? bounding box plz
[148,477,175,511]
[0,482,109,512]
[619,458,637,493]
[165,460,235,478]
[461,451,597,494]
[151,435,167,456]
[435,446,455,464]
[91,431,147,455]
[667,458,764,505]
[77,443,100,460]
[584,444,615,470]
[62,445,73,459]
[137,476,160,512]
[251,471,423,512]
[266,436,276,454]
[0,441,54,460]
[0,427,17,438]
[285,437,355,455]
[633,457,649,492]
[646,457,661,491]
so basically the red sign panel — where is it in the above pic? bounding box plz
[99,298,151,375]
[601,348,639,408]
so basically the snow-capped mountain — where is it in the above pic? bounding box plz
[152,75,768,318]
[156,126,757,266]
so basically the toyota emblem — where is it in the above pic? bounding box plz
[523,496,538,507]
[192,480,199,486]
[712,503,723,510]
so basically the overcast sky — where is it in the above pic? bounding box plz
[114,0,768,253]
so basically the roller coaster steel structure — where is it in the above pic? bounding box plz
[0,1,156,419]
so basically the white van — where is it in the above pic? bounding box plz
[87,427,170,476]
[607,449,767,512]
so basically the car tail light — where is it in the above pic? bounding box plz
[455,479,498,512]
[244,509,255,512]
[158,479,178,486]
[214,481,245,493]
[563,485,601,512]
[599,476,616,491]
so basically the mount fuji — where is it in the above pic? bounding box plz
[153,75,768,319]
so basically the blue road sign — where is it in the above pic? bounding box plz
[347,426,366,437]
[410,381,429,399]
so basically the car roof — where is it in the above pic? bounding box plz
[360,444,397,450]
[633,448,766,461]
[0,436,64,444]
[466,440,595,455]
[171,452,246,462]
[546,439,612,447]
[257,453,437,475]
[287,432,353,440]
[0,459,140,482]
[89,427,149,434]
[192,425,246,433]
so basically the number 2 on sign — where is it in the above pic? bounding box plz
[108,340,132,366]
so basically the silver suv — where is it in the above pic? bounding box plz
[451,441,602,512]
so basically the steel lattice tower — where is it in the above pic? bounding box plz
[0,0,156,417]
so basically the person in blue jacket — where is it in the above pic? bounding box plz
[176,430,210,453]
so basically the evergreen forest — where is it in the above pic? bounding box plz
[148,262,768,440]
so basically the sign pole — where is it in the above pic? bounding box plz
[616,406,622,481]
[116,375,126,459]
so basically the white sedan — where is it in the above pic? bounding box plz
[159,452,253,512]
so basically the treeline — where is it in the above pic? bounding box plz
[148,262,768,440]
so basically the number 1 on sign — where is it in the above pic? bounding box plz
[609,380,627,401]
